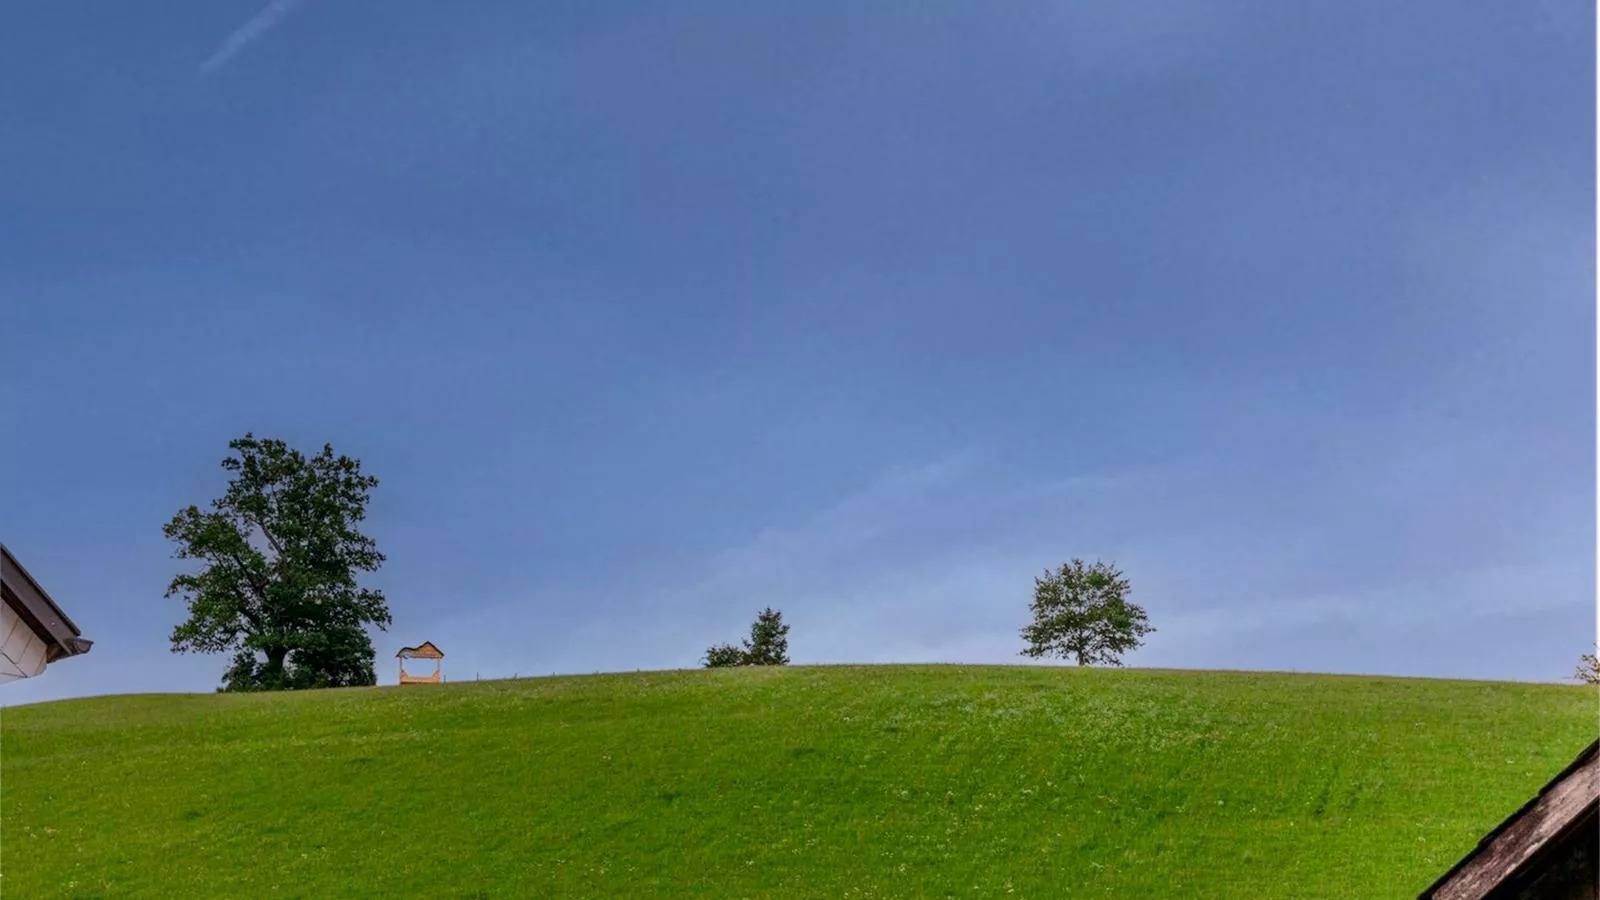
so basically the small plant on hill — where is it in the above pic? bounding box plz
[1575,648,1599,685]
[1020,559,1152,666]
[163,434,392,692]
[703,607,790,667]
[703,643,746,668]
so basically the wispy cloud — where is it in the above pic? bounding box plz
[200,0,307,74]
[1023,0,1255,77]
[1152,558,1590,649]
[429,457,990,676]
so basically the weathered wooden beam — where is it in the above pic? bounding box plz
[1422,741,1599,900]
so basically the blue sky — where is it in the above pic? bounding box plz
[2,1,1592,704]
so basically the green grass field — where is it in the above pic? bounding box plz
[3,665,1593,898]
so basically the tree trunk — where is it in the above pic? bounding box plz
[264,646,288,687]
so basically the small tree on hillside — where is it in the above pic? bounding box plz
[703,607,790,668]
[1576,648,1600,685]
[1020,559,1152,666]
[163,434,392,692]
[703,642,745,668]
[743,607,790,666]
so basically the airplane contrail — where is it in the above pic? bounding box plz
[200,0,308,74]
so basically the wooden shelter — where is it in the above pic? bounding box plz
[396,641,444,685]
[1,543,93,684]
[1421,739,1599,899]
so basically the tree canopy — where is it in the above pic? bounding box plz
[1576,649,1599,685]
[704,607,791,668]
[163,434,391,691]
[1020,559,1152,666]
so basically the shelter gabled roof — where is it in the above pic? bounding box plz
[396,641,444,659]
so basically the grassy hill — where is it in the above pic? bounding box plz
[3,665,1593,898]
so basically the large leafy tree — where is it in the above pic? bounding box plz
[703,607,791,668]
[163,434,392,692]
[1020,559,1152,666]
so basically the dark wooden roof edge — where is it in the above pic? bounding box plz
[1419,738,1600,898]
[49,637,95,662]
[396,641,444,659]
[1,543,84,636]
[0,544,92,662]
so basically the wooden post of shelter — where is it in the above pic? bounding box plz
[396,641,444,685]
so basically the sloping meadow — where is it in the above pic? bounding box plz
[3,665,1592,897]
